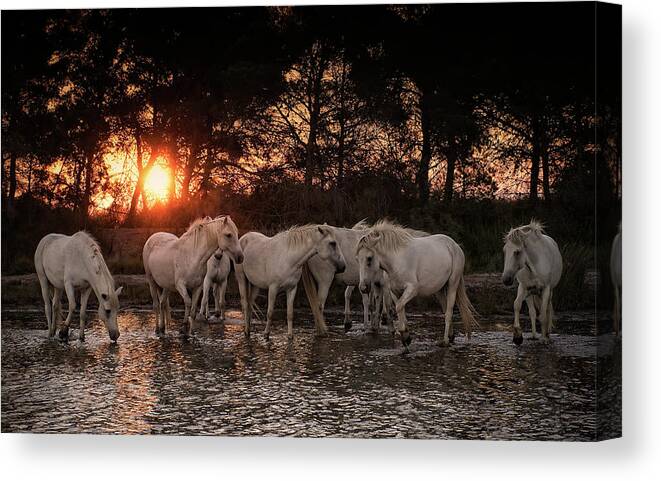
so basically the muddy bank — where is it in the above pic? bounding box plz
[2,272,525,314]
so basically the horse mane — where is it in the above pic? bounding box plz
[351,219,370,230]
[358,219,412,253]
[77,230,102,254]
[180,217,213,240]
[504,219,545,245]
[277,224,322,248]
[75,231,114,284]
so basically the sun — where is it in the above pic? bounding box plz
[144,164,170,202]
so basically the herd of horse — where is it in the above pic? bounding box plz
[32,216,622,348]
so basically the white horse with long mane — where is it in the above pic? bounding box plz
[356,220,478,348]
[302,220,393,335]
[610,225,622,336]
[502,220,562,344]
[200,248,231,321]
[143,215,244,336]
[235,224,346,339]
[34,231,122,342]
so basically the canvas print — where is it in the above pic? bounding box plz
[1,2,621,440]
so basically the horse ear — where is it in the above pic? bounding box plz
[318,226,327,236]
[115,286,123,297]
[220,216,227,225]
[101,293,108,300]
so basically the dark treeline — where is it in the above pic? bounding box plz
[2,3,620,282]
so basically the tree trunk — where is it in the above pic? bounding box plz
[529,119,540,202]
[126,133,158,224]
[6,153,17,219]
[416,90,432,205]
[541,137,551,200]
[443,146,457,206]
[168,146,177,204]
[81,152,94,225]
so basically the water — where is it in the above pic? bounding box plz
[1,308,621,440]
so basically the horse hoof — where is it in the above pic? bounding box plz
[244,330,251,338]
[58,328,69,342]
[344,322,352,333]
[439,339,450,348]
[513,334,523,345]
[264,332,270,341]
[449,333,456,344]
[401,331,412,347]
[530,335,539,341]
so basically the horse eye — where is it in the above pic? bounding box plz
[330,241,337,247]
[101,293,108,300]
[105,309,111,316]
[225,233,232,238]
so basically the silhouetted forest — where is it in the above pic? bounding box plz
[2,3,621,279]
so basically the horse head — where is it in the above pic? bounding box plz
[98,286,123,342]
[214,215,244,264]
[314,225,346,274]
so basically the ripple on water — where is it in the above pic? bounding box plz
[1,308,621,439]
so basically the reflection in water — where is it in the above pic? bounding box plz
[1,309,621,439]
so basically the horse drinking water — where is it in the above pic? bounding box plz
[143,215,244,336]
[356,221,478,348]
[235,225,346,339]
[34,232,122,342]
[502,220,563,344]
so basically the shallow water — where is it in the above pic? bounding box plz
[1,308,621,440]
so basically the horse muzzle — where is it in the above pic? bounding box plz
[235,253,245,264]
[109,330,120,342]
[359,283,370,294]
[502,275,514,287]
[335,261,346,274]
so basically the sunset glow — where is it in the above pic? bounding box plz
[144,164,170,202]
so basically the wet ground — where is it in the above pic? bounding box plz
[1,308,621,440]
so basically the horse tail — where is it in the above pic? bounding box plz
[301,263,325,328]
[547,298,555,331]
[456,276,480,339]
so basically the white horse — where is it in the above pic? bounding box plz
[200,249,231,321]
[356,221,478,348]
[610,226,622,336]
[34,231,122,342]
[502,220,563,344]
[302,221,394,335]
[235,225,346,339]
[143,215,244,336]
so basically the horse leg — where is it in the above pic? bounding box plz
[235,266,251,336]
[286,285,298,340]
[361,292,371,333]
[200,277,212,320]
[344,285,355,332]
[147,277,163,335]
[512,283,525,345]
[613,285,621,336]
[216,280,227,321]
[38,276,53,337]
[314,279,331,335]
[50,288,62,339]
[176,284,192,336]
[439,284,458,347]
[164,293,172,332]
[371,285,383,334]
[264,285,277,340]
[191,285,203,328]
[59,282,77,342]
[78,287,92,342]
[526,296,538,340]
[395,284,418,348]
[540,286,552,343]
